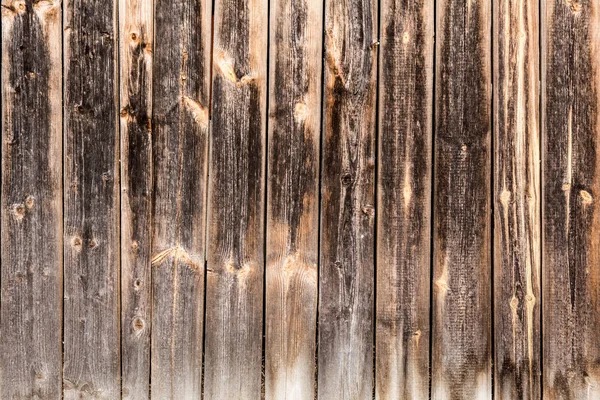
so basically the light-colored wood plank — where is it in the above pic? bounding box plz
[264,0,322,397]
[542,0,600,398]
[431,0,492,397]
[375,0,433,397]
[62,0,121,394]
[149,0,211,394]
[493,0,540,397]
[203,0,268,397]
[0,0,63,397]
[317,0,377,396]
[119,0,153,396]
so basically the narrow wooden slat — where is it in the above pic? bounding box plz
[542,0,600,398]
[264,0,322,396]
[149,0,211,394]
[493,0,540,396]
[203,0,268,397]
[317,0,377,396]
[119,0,152,395]
[431,0,492,396]
[375,0,433,396]
[0,0,62,397]
[62,0,120,394]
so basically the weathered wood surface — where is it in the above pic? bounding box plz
[542,0,600,398]
[203,0,268,397]
[317,0,377,397]
[375,0,433,398]
[62,0,121,395]
[432,0,492,397]
[150,0,211,395]
[0,0,63,397]
[264,0,322,396]
[493,0,540,397]
[119,0,152,396]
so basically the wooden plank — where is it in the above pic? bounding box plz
[62,0,120,395]
[542,0,600,398]
[149,0,211,394]
[317,0,377,396]
[264,0,322,396]
[431,0,492,396]
[375,0,433,397]
[493,0,540,397]
[203,0,268,397]
[118,0,152,396]
[0,0,63,397]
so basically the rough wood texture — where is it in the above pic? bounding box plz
[375,0,433,397]
[431,0,492,397]
[62,0,120,395]
[318,0,377,396]
[149,0,211,394]
[0,0,62,397]
[264,0,322,397]
[493,0,540,397]
[542,0,600,398]
[119,0,152,396]
[203,0,268,396]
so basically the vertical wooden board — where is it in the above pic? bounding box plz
[62,0,120,395]
[264,0,322,396]
[149,0,211,393]
[493,0,540,397]
[119,0,153,396]
[542,0,600,398]
[431,0,492,396]
[317,0,377,396]
[203,0,267,396]
[0,0,62,397]
[375,0,433,397]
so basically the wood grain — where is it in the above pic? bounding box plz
[0,0,63,397]
[149,0,211,394]
[317,0,377,396]
[203,0,268,396]
[62,0,120,394]
[431,0,492,397]
[264,0,322,397]
[119,0,152,396]
[375,0,433,397]
[542,0,600,398]
[493,0,540,397]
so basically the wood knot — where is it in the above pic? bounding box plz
[72,236,82,252]
[580,190,593,204]
[132,317,146,335]
[11,203,26,220]
[133,279,143,290]
[361,205,375,217]
[25,195,35,209]
[341,173,353,186]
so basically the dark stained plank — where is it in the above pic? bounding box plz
[264,0,322,396]
[118,0,152,396]
[149,0,211,394]
[542,0,600,398]
[203,0,268,396]
[317,0,377,396]
[0,0,63,397]
[431,0,492,396]
[62,0,121,394]
[493,0,541,397]
[375,0,433,396]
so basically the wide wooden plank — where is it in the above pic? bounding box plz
[62,0,120,395]
[203,0,268,397]
[493,0,540,397]
[118,0,152,396]
[431,0,492,396]
[375,0,433,397]
[264,0,322,396]
[318,0,377,396]
[0,0,62,397]
[149,0,211,394]
[542,0,600,398]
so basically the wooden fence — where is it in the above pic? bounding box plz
[0,0,598,397]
